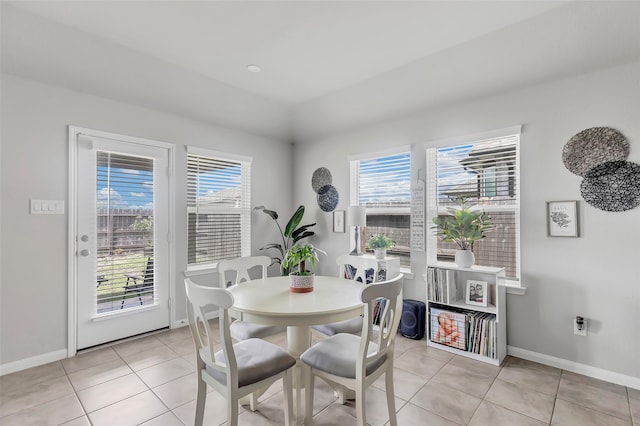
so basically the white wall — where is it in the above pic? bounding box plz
[2,61,640,383]
[0,75,293,366]
[293,61,640,381]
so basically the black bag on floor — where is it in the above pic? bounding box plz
[400,299,426,340]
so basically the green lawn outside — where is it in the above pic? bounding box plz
[96,252,151,302]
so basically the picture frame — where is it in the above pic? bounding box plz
[333,210,345,233]
[465,280,488,307]
[547,200,579,237]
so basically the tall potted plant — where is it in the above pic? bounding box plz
[431,197,494,268]
[366,234,395,259]
[254,205,316,275]
[282,243,326,293]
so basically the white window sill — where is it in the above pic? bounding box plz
[400,267,414,280]
[505,280,527,295]
[184,263,218,277]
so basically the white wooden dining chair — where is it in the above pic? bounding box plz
[184,278,296,426]
[311,254,379,336]
[301,274,404,426]
[218,256,286,341]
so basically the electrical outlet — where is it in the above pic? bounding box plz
[574,316,587,336]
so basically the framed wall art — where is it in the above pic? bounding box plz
[547,200,579,237]
[333,210,345,233]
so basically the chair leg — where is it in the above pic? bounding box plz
[121,279,130,309]
[121,277,137,309]
[355,384,366,426]
[194,376,206,426]
[304,366,314,426]
[228,396,239,426]
[282,370,294,426]
[335,385,347,404]
[294,366,301,422]
[249,391,259,411]
[385,369,398,426]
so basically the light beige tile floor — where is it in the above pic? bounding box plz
[1,326,638,426]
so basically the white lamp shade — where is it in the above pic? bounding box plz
[347,206,366,227]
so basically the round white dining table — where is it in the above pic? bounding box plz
[228,275,365,420]
[227,275,365,358]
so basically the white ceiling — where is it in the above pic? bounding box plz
[2,1,640,142]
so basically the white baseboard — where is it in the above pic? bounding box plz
[6,337,636,391]
[172,318,189,328]
[172,311,219,329]
[508,345,640,390]
[0,349,68,376]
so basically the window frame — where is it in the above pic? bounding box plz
[186,146,252,271]
[349,146,412,267]
[425,126,522,288]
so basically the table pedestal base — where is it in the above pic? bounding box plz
[287,325,311,423]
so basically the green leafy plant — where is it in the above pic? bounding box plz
[130,215,153,233]
[431,197,494,250]
[282,243,326,276]
[130,215,154,248]
[254,205,316,274]
[366,234,395,250]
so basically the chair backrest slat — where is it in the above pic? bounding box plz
[142,257,154,286]
[218,256,270,287]
[184,278,238,380]
[336,254,379,284]
[358,274,404,375]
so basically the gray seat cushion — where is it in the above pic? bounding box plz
[312,317,363,336]
[301,333,386,379]
[207,338,296,387]
[230,321,286,341]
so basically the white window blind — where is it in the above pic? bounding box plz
[426,130,520,282]
[187,148,251,267]
[350,151,411,266]
[95,151,156,310]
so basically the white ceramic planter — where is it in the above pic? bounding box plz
[455,250,475,268]
[289,273,315,293]
[374,248,387,260]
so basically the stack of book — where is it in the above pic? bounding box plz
[466,312,497,358]
[426,267,452,303]
[429,304,498,359]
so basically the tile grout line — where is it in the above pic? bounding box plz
[2,333,636,425]
[68,336,178,423]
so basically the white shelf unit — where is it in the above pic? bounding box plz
[426,262,506,366]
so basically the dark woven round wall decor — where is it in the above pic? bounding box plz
[562,127,629,176]
[580,161,640,212]
[311,167,332,193]
[317,184,339,212]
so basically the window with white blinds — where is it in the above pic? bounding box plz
[350,150,411,266]
[187,147,251,267]
[426,129,520,282]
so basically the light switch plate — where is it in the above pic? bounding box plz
[30,200,65,214]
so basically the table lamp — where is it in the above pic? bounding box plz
[348,205,366,255]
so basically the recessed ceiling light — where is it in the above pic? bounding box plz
[247,65,261,73]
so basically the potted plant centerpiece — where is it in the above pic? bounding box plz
[366,234,395,259]
[254,205,316,275]
[431,197,494,268]
[282,243,326,293]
